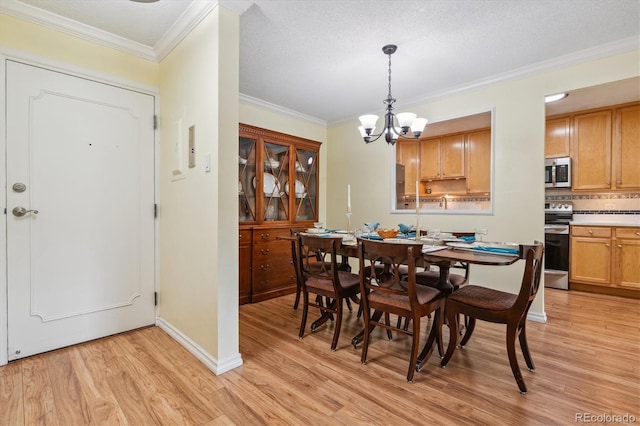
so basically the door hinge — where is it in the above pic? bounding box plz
[153,115,158,130]
[154,203,158,218]
[154,292,158,306]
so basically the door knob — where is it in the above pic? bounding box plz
[12,207,39,217]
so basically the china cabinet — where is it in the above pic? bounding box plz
[570,225,640,298]
[238,124,321,304]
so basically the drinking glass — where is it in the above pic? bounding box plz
[474,228,488,242]
[426,229,440,247]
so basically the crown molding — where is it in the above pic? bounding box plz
[240,93,328,127]
[0,0,157,61]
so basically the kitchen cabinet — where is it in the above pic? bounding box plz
[465,129,491,194]
[239,124,321,304]
[545,116,571,158]
[569,102,639,191]
[420,134,465,180]
[396,140,419,196]
[613,104,640,189]
[570,225,640,298]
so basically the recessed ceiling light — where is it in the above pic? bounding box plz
[545,93,568,103]
[130,0,160,3]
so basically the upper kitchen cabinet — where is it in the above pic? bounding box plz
[570,102,639,191]
[396,140,419,196]
[239,124,321,224]
[420,134,465,180]
[613,104,640,189]
[545,116,571,158]
[465,129,492,194]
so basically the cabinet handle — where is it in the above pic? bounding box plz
[260,233,270,239]
[261,264,270,271]
[260,248,270,255]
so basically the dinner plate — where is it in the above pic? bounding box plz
[306,228,327,234]
[446,242,477,249]
[252,173,279,195]
[284,179,306,198]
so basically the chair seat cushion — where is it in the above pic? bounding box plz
[306,271,359,293]
[369,284,441,310]
[448,285,517,311]
[415,271,467,289]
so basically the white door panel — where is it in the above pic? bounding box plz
[6,60,156,360]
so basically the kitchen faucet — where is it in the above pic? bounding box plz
[439,196,448,210]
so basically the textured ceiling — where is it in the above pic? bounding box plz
[5,0,640,123]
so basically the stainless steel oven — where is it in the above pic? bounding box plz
[544,202,572,290]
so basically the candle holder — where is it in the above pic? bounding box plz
[346,212,352,233]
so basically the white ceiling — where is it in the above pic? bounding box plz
[3,0,639,124]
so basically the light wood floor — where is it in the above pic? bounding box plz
[2,289,639,425]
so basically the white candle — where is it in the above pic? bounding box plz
[347,184,351,213]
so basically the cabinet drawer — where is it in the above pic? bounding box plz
[253,241,292,258]
[253,264,296,291]
[615,227,640,239]
[571,226,611,238]
[239,229,252,245]
[254,228,292,243]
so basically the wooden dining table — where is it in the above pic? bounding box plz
[338,240,519,295]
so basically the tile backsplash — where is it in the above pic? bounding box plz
[545,190,640,215]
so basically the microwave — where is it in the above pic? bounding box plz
[545,157,571,188]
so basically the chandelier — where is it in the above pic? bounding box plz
[358,44,428,145]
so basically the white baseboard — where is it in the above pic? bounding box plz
[527,310,547,323]
[156,317,243,375]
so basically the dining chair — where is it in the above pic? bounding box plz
[358,239,445,383]
[297,234,361,351]
[439,241,544,394]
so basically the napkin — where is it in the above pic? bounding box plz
[473,246,518,255]
[361,234,384,241]
[459,236,476,242]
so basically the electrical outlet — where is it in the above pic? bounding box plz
[604,203,615,210]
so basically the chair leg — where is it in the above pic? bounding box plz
[384,312,393,340]
[293,280,301,310]
[407,316,420,383]
[417,307,441,371]
[299,291,310,339]
[330,299,343,351]
[459,317,476,347]
[507,324,527,394]
[518,323,535,371]
[440,306,459,367]
[361,309,372,365]
[345,297,353,312]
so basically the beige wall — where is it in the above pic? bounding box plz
[326,49,639,318]
[0,13,159,87]
[158,6,240,365]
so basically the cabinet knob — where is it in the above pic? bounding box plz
[606,181,610,185]
[260,248,270,255]
[635,232,640,236]
[260,264,270,271]
[617,244,622,248]
[605,243,610,247]
[260,233,270,239]
[588,230,593,234]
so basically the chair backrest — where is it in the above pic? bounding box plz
[297,234,341,290]
[358,239,424,307]
[514,241,545,318]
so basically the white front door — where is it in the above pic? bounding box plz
[6,60,156,361]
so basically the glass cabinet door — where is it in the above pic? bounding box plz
[263,141,290,222]
[294,148,318,221]
[239,137,256,222]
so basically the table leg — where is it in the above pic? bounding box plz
[435,264,454,295]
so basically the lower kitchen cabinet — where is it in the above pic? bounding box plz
[570,225,640,298]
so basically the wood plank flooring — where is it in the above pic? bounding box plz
[1,289,639,425]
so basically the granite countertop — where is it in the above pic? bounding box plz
[570,214,640,227]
